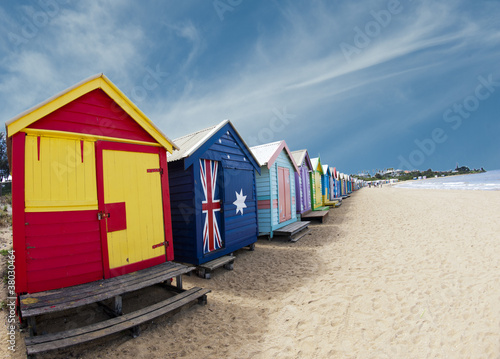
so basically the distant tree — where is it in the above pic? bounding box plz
[0,133,9,180]
[375,173,382,179]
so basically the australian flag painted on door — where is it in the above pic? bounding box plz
[200,159,223,254]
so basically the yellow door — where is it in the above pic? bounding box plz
[101,148,166,274]
[314,172,322,208]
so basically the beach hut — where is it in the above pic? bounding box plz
[331,167,341,199]
[291,149,313,216]
[321,165,341,207]
[251,141,310,240]
[329,166,343,205]
[310,157,330,211]
[340,173,349,198]
[329,167,337,199]
[167,120,261,266]
[6,74,179,295]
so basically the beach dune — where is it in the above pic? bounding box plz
[4,186,500,358]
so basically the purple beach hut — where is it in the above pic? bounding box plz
[291,149,313,216]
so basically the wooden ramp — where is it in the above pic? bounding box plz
[196,255,236,279]
[301,210,329,223]
[20,261,210,357]
[273,221,311,242]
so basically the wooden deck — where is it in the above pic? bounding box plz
[196,255,235,279]
[20,261,210,356]
[301,210,329,223]
[273,221,311,241]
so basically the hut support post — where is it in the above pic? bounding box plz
[175,275,183,290]
[28,317,37,337]
[114,296,123,316]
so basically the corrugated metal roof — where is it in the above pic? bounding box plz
[167,120,228,162]
[291,149,307,167]
[249,141,282,167]
[310,157,319,170]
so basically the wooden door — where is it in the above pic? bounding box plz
[278,167,291,222]
[97,142,167,278]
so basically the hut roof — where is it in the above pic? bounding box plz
[167,121,225,162]
[291,149,313,171]
[167,119,260,170]
[250,140,299,172]
[310,157,324,175]
[5,73,178,153]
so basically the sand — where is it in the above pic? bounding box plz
[2,187,500,358]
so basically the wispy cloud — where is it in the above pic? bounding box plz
[0,0,145,120]
[1,0,498,171]
[154,1,499,143]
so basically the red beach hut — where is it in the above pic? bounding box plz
[6,74,178,295]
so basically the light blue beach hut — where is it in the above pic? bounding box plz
[250,141,310,240]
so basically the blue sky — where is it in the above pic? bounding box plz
[1,0,499,174]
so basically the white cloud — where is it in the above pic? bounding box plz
[151,0,500,153]
[0,0,145,121]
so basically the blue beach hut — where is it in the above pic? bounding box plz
[167,120,260,265]
[251,141,309,239]
[322,164,341,207]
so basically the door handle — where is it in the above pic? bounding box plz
[98,212,110,220]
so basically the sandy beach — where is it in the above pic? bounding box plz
[2,186,500,358]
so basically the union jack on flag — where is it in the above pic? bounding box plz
[200,159,222,254]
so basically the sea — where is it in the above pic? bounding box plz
[394,169,500,191]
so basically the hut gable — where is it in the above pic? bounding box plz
[6,73,177,153]
[27,89,156,144]
[250,140,299,172]
[168,120,259,172]
[310,157,324,175]
[291,149,313,171]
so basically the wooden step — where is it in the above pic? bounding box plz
[273,221,310,236]
[25,287,210,356]
[290,227,311,242]
[196,256,235,279]
[301,210,329,223]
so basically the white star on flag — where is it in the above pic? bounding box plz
[233,189,247,215]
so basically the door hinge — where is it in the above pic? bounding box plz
[152,241,169,249]
[147,168,163,174]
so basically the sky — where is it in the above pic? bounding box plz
[0,0,499,175]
